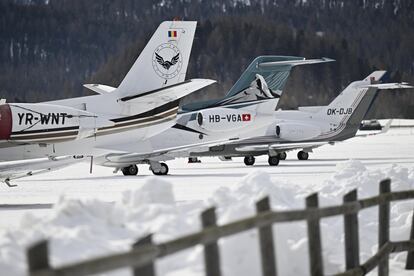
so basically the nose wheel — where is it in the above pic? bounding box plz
[121,164,138,176]
[151,162,169,175]
[244,156,255,166]
[297,151,309,160]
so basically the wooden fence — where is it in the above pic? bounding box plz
[27,179,414,276]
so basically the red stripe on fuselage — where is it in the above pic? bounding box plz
[0,104,12,140]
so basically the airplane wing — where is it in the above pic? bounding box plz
[97,138,235,166]
[119,79,216,103]
[0,156,86,187]
[235,141,330,152]
[235,120,394,154]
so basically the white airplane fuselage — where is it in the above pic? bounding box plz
[0,93,179,160]
[0,103,277,162]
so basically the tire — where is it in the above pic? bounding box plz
[152,163,169,175]
[244,156,255,166]
[268,156,280,166]
[159,163,169,175]
[297,151,309,160]
[122,164,138,176]
[278,152,287,160]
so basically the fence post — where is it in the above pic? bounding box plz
[306,193,324,276]
[201,207,221,276]
[343,189,360,270]
[405,207,414,269]
[133,234,155,276]
[27,240,50,276]
[256,197,277,276]
[378,179,391,276]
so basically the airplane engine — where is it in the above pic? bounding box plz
[275,123,321,141]
[196,108,255,133]
[1,103,113,143]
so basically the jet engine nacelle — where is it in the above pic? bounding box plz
[196,108,255,133]
[0,103,113,142]
[275,123,321,141]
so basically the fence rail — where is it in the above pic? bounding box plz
[27,179,414,276]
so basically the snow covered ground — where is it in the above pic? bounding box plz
[0,125,413,275]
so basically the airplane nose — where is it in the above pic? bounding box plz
[0,104,12,140]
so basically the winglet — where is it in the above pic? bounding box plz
[363,71,387,82]
[380,119,393,134]
[4,178,17,188]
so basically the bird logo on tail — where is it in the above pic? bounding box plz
[155,52,180,70]
[152,43,183,79]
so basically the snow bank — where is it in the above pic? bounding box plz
[0,161,413,276]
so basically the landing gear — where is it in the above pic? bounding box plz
[268,156,280,166]
[151,162,169,175]
[278,152,287,160]
[244,156,255,166]
[121,164,138,176]
[297,151,309,160]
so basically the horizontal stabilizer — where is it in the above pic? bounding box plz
[365,83,413,90]
[120,79,216,103]
[83,84,116,94]
[356,119,393,138]
[258,57,334,68]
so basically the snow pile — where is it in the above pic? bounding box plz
[0,161,413,275]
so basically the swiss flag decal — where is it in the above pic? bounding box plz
[242,113,251,121]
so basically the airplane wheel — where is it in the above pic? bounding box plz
[268,156,280,166]
[278,152,287,160]
[297,151,309,160]
[122,164,138,176]
[152,163,169,175]
[244,156,255,166]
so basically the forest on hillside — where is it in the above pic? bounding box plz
[0,0,413,118]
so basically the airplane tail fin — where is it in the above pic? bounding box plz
[181,56,333,113]
[315,71,412,140]
[223,56,334,104]
[315,71,385,122]
[113,21,197,98]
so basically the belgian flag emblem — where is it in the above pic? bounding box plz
[168,30,178,38]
